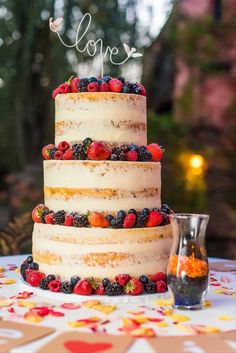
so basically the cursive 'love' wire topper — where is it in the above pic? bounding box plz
[49,13,142,77]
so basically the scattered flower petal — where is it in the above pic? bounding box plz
[24,312,43,323]
[0,267,5,273]
[170,314,190,323]
[193,324,220,334]
[0,299,14,307]
[153,298,173,307]
[130,327,156,337]
[82,299,100,308]
[60,303,81,310]
[0,279,16,285]
[11,291,33,299]
[17,300,36,308]
[91,304,116,314]
[218,315,233,321]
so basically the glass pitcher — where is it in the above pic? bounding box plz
[167,213,209,310]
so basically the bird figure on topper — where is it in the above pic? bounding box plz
[49,12,142,77]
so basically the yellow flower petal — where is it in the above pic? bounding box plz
[218,315,233,321]
[203,300,212,307]
[193,324,220,334]
[17,301,36,308]
[24,313,43,323]
[68,321,87,328]
[130,327,156,337]
[176,324,197,335]
[156,321,169,327]
[0,299,14,307]
[164,308,173,316]
[153,298,173,306]
[170,314,190,322]
[82,299,100,308]
[1,279,16,284]
[132,316,149,324]
[213,289,225,294]
[0,267,5,273]
[91,304,116,314]
[15,268,20,273]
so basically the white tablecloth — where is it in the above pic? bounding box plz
[0,255,235,353]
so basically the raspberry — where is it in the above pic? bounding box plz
[87,82,99,92]
[99,81,109,92]
[105,282,123,296]
[127,150,138,161]
[58,141,69,152]
[150,272,167,283]
[70,77,80,92]
[52,83,71,99]
[73,279,93,295]
[145,210,163,227]
[146,143,163,162]
[44,213,55,224]
[64,213,74,226]
[156,280,167,293]
[95,284,105,295]
[62,148,74,160]
[108,79,123,93]
[115,274,131,286]
[48,280,61,292]
[54,210,66,225]
[123,214,136,228]
[54,150,63,160]
[26,270,45,287]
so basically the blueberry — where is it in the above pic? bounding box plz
[102,278,110,288]
[130,143,138,151]
[29,262,39,270]
[162,204,171,214]
[26,255,33,264]
[133,86,142,94]
[83,137,93,149]
[102,76,111,82]
[141,208,150,216]
[106,214,114,223]
[128,209,137,215]
[139,275,149,285]
[122,84,132,94]
[46,274,56,283]
[87,76,98,83]
[117,76,125,84]
[70,276,80,286]
[117,210,126,219]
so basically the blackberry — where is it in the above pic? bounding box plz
[130,143,138,151]
[73,144,87,160]
[49,147,57,159]
[139,275,149,285]
[122,84,132,93]
[117,76,125,84]
[102,75,111,82]
[78,78,89,92]
[117,210,126,219]
[73,214,88,227]
[105,282,123,296]
[138,146,152,161]
[72,143,79,150]
[112,147,121,155]
[61,281,73,294]
[110,217,123,229]
[145,280,157,294]
[54,210,66,225]
[83,137,93,150]
[26,255,33,264]
[135,212,148,228]
[128,208,137,216]
[142,208,150,216]
[120,144,130,153]
[110,154,119,161]
[70,276,80,287]
[88,76,98,83]
[20,263,29,280]
[106,214,114,223]
[46,274,56,283]
[102,278,110,288]
[41,210,52,223]
[118,151,127,161]
[161,204,171,214]
[160,212,170,226]
[39,278,49,290]
[29,262,39,270]
[70,211,78,217]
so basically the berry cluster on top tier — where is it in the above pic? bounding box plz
[52,76,146,99]
[20,256,167,296]
[42,138,164,162]
[32,204,173,228]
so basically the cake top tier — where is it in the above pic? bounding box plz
[53,76,147,146]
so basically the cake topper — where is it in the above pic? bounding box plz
[49,13,142,77]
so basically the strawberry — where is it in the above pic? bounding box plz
[73,279,93,295]
[44,212,55,225]
[26,270,45,287]
[145,210,163,227]
[48,280,61,292]
[87,82,99,92]
[62,148,74,160]
[115,274,131,286]
[127,150,138,161]
[71,77,80,92]
[88,212,109,228]
[42,144,55,160]
[123,214,136,228]
[58,141,69,152]
[52,83,71,99]
[32,204,49,223]
[156,280,167,293]
[64,213,74,226]
[124,278,144,295]
[146,143,163,162]
[99,81,109,92]
[87,142,111,160]
[54,150,63,160]
[108,79,123,93]
[150,272,167,283]
[95,284,105,295]
[138,83,146,96]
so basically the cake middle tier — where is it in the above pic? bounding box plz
[44,160,161,213]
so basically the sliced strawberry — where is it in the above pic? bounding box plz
[123,214,136,228]
[87,142,111,160]
[73,279,93,295]
[145,210,163,227]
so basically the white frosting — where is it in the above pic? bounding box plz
[33,223,172,279]
[55,93,147,146]
[44,160,161,212]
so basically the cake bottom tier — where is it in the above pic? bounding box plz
[32,223,172,280]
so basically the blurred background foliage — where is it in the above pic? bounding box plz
[0,0,235,258]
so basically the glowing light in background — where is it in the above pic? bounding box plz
[179,153,207,190]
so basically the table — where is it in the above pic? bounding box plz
[0,255,235,353]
